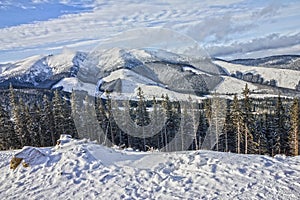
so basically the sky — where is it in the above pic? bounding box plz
[0,0,300,62]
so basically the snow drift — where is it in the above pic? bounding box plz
[0,135,299,199]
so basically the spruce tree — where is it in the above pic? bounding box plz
[19,99,32,146]
[188,96,200,150]
[288,98,299,156]
[53,90,64,142]
[0,104,11,150]
[161,94,172,151]
[123,100,132,148]
[9,84,22,148]
[242,84,257,154]
[274,94,288,155]
[135,87,149,151]
[42,94,55,146]
[231,94,243,154]
[256,115,269,155]
[30,104,43,147]
[96,97,109,145]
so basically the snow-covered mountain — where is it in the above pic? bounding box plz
[1,135,299,199]
[1,49,300,99]
[229,55,300,70]
[0,50,87,89]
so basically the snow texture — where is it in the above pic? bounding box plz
[215,60,300,89]
[0,136,299,199]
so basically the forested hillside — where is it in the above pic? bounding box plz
[0,84,299,156]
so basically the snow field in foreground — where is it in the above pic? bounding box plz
[0,135,299,199]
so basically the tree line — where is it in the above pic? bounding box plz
[0,84,299,156]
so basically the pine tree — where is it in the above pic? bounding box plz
[242,84,257,154]
[19,99,32,146]
[256,115,269,155]
[202,98,212,150]
[288,98,299,156]
[9,84,22,148]
[53,90,65,142]
[123,100,132,148]
[96,97,109,145]
[105,91,116,146]
[83,95,93,140]
[274,94,288,155]
[0,104,12,150]
[30,104,43,147]
[41,94,55,146]
[135,87,149,151]
[69,91,78,138]
[161,94,172,151]
[220,101,231,152]
[231,94,243,154]
[151,97,161,149]
[188,96,200,150]
[181,103,194,151]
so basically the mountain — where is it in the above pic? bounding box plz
[213,56,300,97]
[1,50,300,99]
[228,55,300,70]
[1,135,299,199]
[0,50,87,89]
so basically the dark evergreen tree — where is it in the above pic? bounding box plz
[135,87,149,151]
[29,104,43,147]
[288,98,299,156]
[242,84,257,154]
[19,99,32,146]
[0,104,13,150]
[9,84,22,148]
[256,115,269,155]
[231,94,243,154]
[41,94,55,146]
[161,94,174,151]
[274,94,288,155]
[53,90,65,142]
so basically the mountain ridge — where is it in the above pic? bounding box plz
[1,50,300,98]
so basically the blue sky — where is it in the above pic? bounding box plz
[0,1,92,28]
[0,0,299,62]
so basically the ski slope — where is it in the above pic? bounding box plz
[0,135,299,199]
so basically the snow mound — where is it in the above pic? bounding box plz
[1,137,300,199]
[14,147,49,167]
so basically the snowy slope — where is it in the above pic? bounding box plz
[0,50,85,87]
[53,48,222,99]
[215,76,258,94]
[0,136,299,199]
[214,60,300,90]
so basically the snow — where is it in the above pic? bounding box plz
[53,77,97,96]
[0,50,77,85]
[0,135,300,199]
[46,50,76,74]
[214,60,300,90]
[1,55,44,78]
[183,66,212,76]
[215,76,258,94]
[102,69,158,86]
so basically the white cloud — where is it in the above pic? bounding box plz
[207,32,300,58]
[31,0,49,3]
[0,0,299,62]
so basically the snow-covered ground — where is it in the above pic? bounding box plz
[215,76,258,94]
[214,60,300,90]
[0,135,299,199]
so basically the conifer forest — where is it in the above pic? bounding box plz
[0,84,299,157]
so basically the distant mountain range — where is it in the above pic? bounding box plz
[1,49,300,99]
